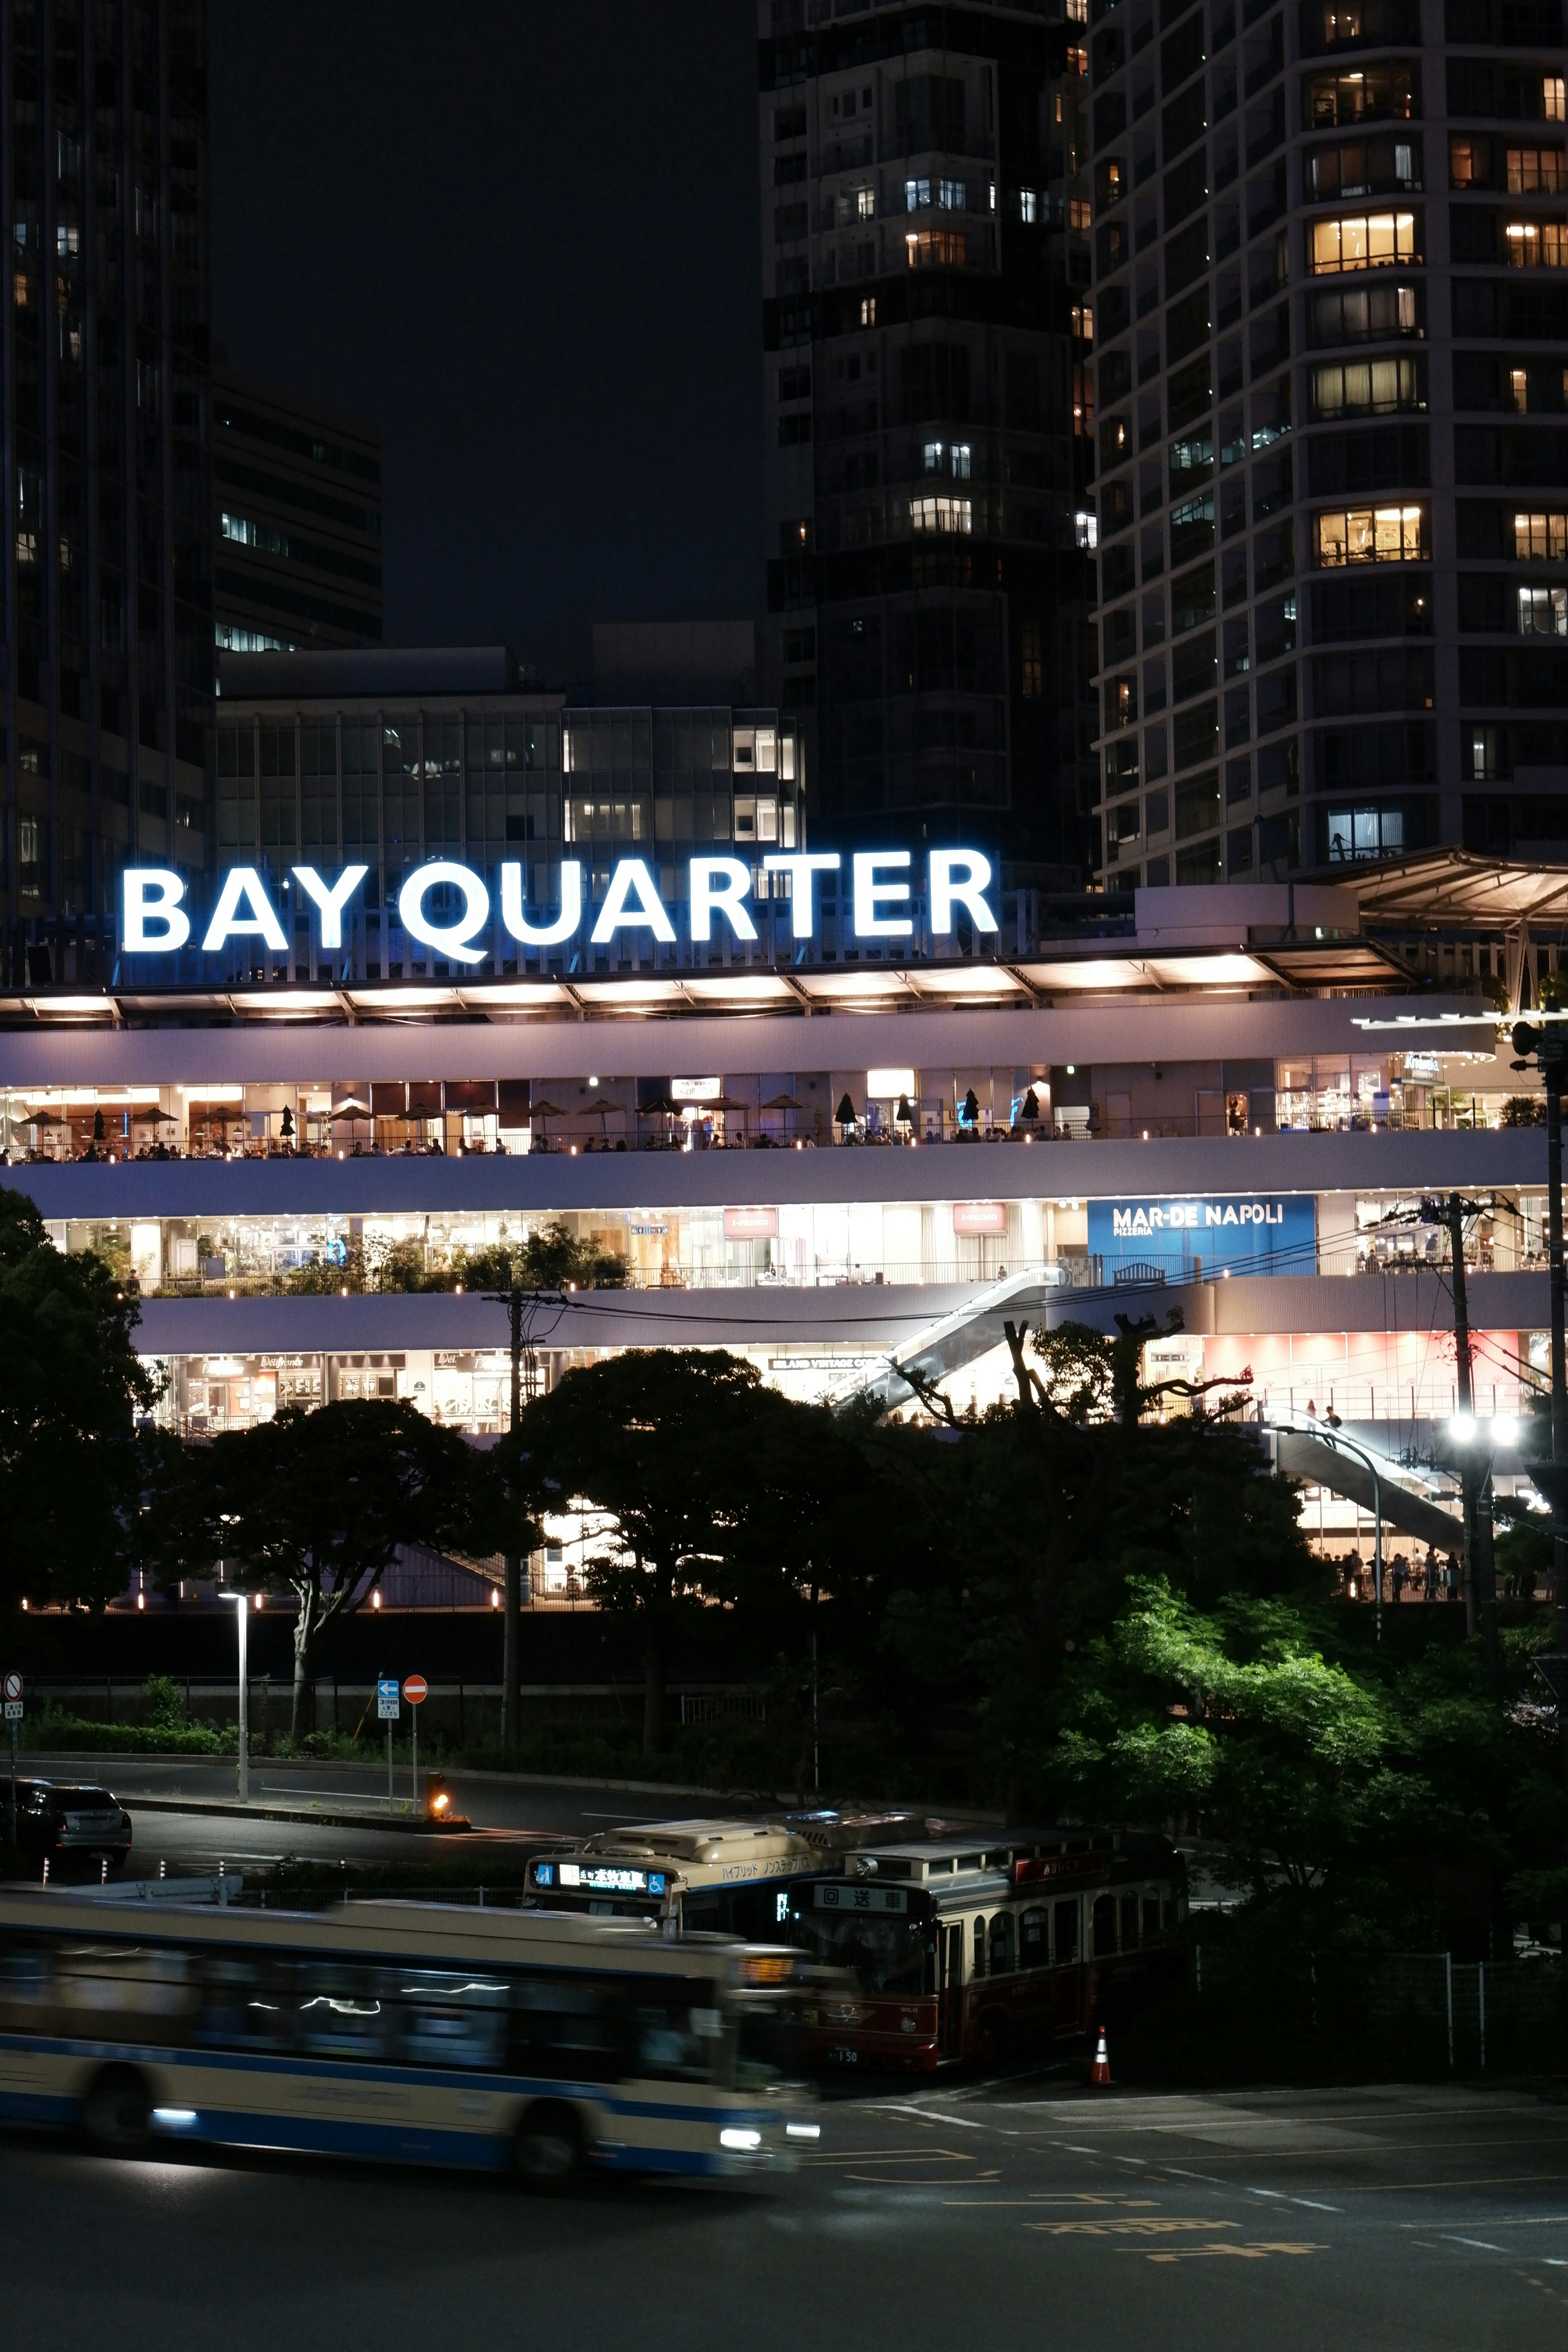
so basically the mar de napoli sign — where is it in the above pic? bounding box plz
[120,850,1000,961]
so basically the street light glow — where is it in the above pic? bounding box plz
[1492,1414,1519,1446]
[1448,1412,1477,1442]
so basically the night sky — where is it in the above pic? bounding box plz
[210,3,763,686]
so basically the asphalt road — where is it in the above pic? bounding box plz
[5,1753,764,1876]
[3,2080,1568,2351]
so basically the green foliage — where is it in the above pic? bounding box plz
[517,1349,866,1750]
[0,1185,159,1610]
[155,1400,482,1740]
[453,1221,627,1292]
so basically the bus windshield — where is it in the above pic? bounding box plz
[788,1911,933,1995]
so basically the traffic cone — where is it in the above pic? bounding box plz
[1091,2024,1111,2086]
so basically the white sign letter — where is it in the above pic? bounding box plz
[688,856,758,943]
[853,851,912,939]
[201,866,288,954]
[929,849,999,935]
[501,859,582,947]
[590,858,676,947]
[397,862,490,964]
[763,852,840,940]
[123,869,190,953]
[292,864,368,951]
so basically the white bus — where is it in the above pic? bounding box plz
[0,1888,817,2185]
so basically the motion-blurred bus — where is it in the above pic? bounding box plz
[0,1887,817,2184]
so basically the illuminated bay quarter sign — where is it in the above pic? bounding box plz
[120,849,1000,957]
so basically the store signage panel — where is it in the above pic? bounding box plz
[1087,1194,1317,1276]
[120,849,1000,958]
[724,1207,778,1241]
[953,1201,1008,1236]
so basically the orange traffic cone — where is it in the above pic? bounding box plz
[1091,2024,1111,2086]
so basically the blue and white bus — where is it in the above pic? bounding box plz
[0,1888,817,2185]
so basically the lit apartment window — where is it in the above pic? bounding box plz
[1546,74,1567,120]
[1071,301,1094,341]
[1074,509,1099,549]
[905,176,933,212]
[923,439,945,472]
[1516,510,1568,557]
[906,229,966,267]
[1326,807,1404,861]
[1508,145,1567,192]
[15,530,36,565]
[1512,367,1530,411]
[1311,355,1424,414]
[1315,504,1426,564]
[1018,188,1039,223]
[855,185,875,220]
[859,296,876,326]
[939,177,966,209]
[1506,218,1568,265]
[1518,584,1568,634]
[910,495,973,534]
[1069,197,1092,229]
[951,443,972,479]
[1311,211,1418,271]
[220,511,258,546]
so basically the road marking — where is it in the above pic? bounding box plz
[1292,2199,1343,2212]
[1029,2217,1241,2238]
[865,2105,988,2132]
[1143,2241,1327,2264]
[1161,2165,1230,2184]
[1445,2237,1505,2252]
[944,2195,1159,2210]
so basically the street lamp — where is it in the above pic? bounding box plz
[219,1589,249,1804]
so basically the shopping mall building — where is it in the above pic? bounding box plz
[3,804,1566,1574]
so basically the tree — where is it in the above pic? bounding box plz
[166,1401,481,1739]
[454,1222,626,1292]
[0,1185,158,1609]
[517,1350,844,1751]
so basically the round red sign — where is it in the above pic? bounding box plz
[403,1674,428,1706]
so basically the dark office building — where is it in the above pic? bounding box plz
[758,0,1100,886]
[0,0,212,979]
[1088,0,1568,890]
[212,646,803,984]
[213,365,382,653]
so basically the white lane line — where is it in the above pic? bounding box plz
[1293,2199,1343,2213]
[864,2105,987,2132]
[1444,2236,1504,2252]
[1250,2188,1285,2199]
[1163,2166,1229,2185]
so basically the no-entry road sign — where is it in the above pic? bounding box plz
[403,1675,428,1706]
[2,1673,21,1702]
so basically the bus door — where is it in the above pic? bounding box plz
[939,1922,964,2058]
[1054,1897,1084,2031]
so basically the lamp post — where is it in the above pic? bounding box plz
[220,1588,249,1804]
[1444,1410,1512,1693]
[1266,1415,1385,1641]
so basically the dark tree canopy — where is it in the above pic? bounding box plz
[0,1186,157,1610]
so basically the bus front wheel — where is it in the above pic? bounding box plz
[514,2101,583,2191]
[82,2065,151,2154]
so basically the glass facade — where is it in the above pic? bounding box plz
[1088,0,1568,886]
[1,0,213,980]
[211,694,804,982]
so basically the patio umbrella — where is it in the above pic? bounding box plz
[528,1099,568,1146]
[762,1093,805,1113]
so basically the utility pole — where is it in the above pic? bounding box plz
[1511,1025,1568,1785]
[482,1279,565,1753]
[1423,1192,1499,1688]
[502,1282,523,1753]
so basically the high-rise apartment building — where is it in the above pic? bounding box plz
[1088,0,1568,891]
[213,365,382,654]
[758,0,1101,887]
[1,0,212,980]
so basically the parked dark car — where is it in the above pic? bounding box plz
[10,1780,132,1873]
